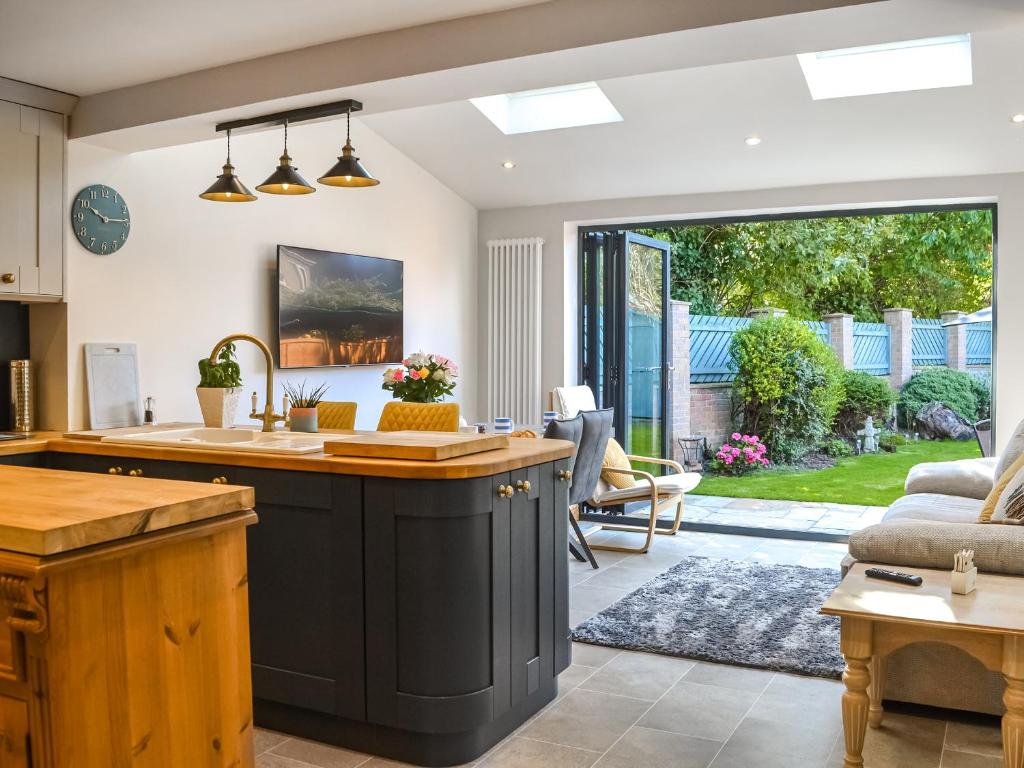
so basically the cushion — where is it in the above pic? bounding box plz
[995,416,1024,481]
[992,462,1024,522]
[883,493,984,525]
[980,451,1024,522]
[601,438,636,489]
[904,457,997,500]
[543,415,583,474]
[591,472,702,505]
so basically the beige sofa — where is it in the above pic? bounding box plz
[842,455,1023,715]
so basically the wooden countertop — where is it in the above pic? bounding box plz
[0,432,61,456]
[0,465,254,556]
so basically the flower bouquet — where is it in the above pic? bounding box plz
[711,433,769,475]
[382,352,458,403]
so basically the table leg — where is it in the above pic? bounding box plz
[868,655,886,728]
[840,617,873,768]
[1004,636,1024,768]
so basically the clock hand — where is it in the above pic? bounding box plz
[90,208,110,224]
[105,217,129,223]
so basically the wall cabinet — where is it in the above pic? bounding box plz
[0,99,64,300]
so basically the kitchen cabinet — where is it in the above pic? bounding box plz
[0,99,64,300]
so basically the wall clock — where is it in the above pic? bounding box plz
[72,184,130,255]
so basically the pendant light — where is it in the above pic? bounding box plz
[318,106,380,187]
[256,120,315,195]
[199,129,257,202]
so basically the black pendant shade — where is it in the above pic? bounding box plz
[256,122,315,195]
[318,108,379,187]
[199,130,257,202]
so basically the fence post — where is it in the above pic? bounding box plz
[670,301,691,463]
[883,308,913,389]
[823,313,854,369]
[941,310,968,371]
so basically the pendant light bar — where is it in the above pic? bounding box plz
[215,99,363,133]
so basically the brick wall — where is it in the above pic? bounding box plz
[689,383,734,451]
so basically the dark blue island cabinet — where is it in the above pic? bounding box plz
[36,448,573,766]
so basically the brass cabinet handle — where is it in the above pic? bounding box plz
[496,484,514,498]
[1,273,14,285]
[128,469,144,477]
[108,466,123,475]
[558,469,572,482]
[516,479,531,493]
[212,476,228,484]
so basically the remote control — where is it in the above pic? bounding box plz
[865,567,923,586]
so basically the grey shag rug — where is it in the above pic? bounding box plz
[572,556,844,679]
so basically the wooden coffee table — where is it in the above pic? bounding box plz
[822,563,1024,768]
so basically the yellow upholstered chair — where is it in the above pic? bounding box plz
[316,401,358,430]
[376,402,460,433]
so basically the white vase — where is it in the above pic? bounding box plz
[196,386,241,428]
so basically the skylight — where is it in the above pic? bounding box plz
[797,34,972,100]
[470,82,622,135]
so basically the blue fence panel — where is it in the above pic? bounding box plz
[852,322,890,375]
[966,321,992,366]
[912,319,946,367]
[806,320,832,349]
[628,308,661,418]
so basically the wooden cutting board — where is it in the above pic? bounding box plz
[323,431,511,461]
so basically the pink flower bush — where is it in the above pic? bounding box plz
[710,433,769,476]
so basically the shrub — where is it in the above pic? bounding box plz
[898,368,985,424]
[820,437,854,458]
[730,316,845,464]
[834,370,896,436]
[710,433,769,475]
[878,432,908,453]
[970,375,991,421]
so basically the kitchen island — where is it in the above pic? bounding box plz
[1,431,576,767]
[0,463,256,767]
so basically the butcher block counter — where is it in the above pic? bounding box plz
[0,464,257,767]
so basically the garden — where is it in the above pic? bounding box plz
[690,315,989,507]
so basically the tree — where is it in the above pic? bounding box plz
[637,209,992,320]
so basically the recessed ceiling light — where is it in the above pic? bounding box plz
[797,34,972,100]
[470,82,623,135]
[744,136,762,147]
[502,160,516,169]
[1012,114,1024,124]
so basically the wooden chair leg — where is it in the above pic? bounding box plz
[568,514,599,569]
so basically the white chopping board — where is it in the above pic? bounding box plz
[84,343,142,429]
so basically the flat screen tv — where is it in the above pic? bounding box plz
[277,245,404,368]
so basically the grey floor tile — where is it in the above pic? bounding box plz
[570,585,630,614]
[557,664,597,698]
[255,729,291,756]
[577,564,662,591]
[571,642,620,668]
[578,651,693,701]
[940,749,1003,767]
[944,720,1003,757]
[519,688,651,753]
[257,754,321,768]
[825,712,945,768]
[595,726,722,768]
[637,681,758,741]
[270,737,369,767]
[681,662,774,693]
[727,716,839,762]
[479,737,599,767]
[709,741,823,768]
[570,609,596,627]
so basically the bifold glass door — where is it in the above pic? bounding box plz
[580,230,671,463]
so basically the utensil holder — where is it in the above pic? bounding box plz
[9,359,33,433]
[951,567,977,595]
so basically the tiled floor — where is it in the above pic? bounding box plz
[254,528,1002,768]
[685,494,889,537]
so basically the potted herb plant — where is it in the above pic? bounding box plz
[381,353,458,403]
[283,380,330,433]
[196,342,243,428]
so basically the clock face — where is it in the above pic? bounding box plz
[71,184,130,255]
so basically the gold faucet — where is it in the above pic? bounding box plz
[208,333,288,432]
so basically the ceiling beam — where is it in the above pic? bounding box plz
[70,0,881,140]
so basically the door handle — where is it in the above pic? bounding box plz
[515,479,531,493]
[0,273,14,285]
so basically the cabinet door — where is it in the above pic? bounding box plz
[551,459,572,674]
[0,100,29,295]
[0,695,30,768]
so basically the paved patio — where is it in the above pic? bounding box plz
[682,494,888,538]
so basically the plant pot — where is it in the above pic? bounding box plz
[196,386,241,428]
[289,407,319,433]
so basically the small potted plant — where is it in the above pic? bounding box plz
[196,342,243,428]
[283,380,330,433]
[382,352,457,403]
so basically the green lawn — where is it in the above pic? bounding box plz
[691,440,982,507]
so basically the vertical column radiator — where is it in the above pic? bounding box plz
[487,237,543,425]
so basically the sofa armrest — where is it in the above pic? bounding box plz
[904,457,998,500]
[849,521,1024,576]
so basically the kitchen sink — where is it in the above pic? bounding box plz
[101,427,331,454]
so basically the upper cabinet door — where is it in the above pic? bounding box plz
[0,99,64,299]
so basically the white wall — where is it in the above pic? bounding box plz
[65,119,478,430]
[478,174,1022,450]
